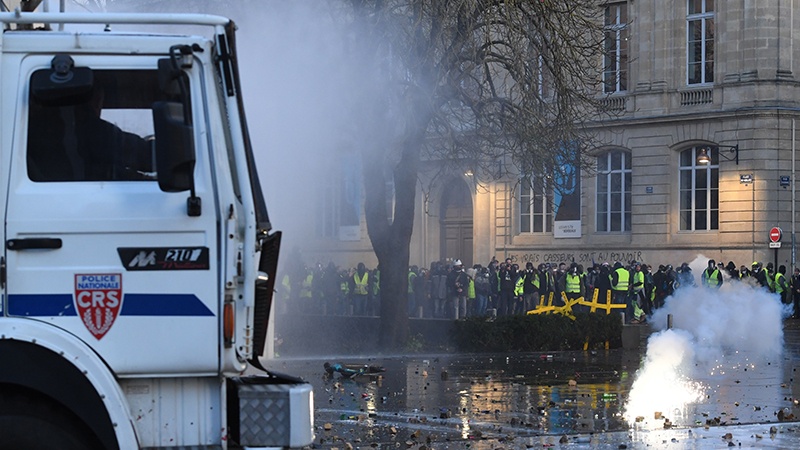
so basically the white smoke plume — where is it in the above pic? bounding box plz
[624,269,789,427]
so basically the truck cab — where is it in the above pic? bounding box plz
[0,11,312,450]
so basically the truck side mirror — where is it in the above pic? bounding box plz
[31,54,93,106]
[154,45,201,216]
[152,101,195,193]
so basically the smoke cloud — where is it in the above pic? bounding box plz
[624,271,789,427]
[83,1,373,260]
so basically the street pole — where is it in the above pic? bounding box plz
[775,247,779,274]
[793,118,796,270]
[753,179,756,263]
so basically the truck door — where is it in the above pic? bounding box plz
[5,55,220,375]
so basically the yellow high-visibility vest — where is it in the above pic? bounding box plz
[565,273,581,293]
[612,268,629,291]
[353,272,369,296]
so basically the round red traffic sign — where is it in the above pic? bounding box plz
[770,226,783,243]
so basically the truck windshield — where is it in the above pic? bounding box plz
[27,69,181,182]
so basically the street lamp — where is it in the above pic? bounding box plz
[697,144,739,165]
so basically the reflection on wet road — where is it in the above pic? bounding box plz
[265,321,800,449]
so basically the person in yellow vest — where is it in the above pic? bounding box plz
[338,269,350,315]
[775,265,789,304]
[752,262,770,290]
[701,259,723,289]
[371,265,381,316]
[610,261,630,321]
[629,262,647,324]
[562,263,584,313]
[300,268,313,310]
[351,262,370,316]
[279,273,291,315]
[513,266,525,314]
[408,266,418,317]
[766,262,776,292]
[467,269,476,316]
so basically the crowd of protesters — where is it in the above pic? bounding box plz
[277,256,800,322]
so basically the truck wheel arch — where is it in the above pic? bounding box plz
[0,319,138,450]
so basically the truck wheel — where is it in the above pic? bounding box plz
[0,389,104,450]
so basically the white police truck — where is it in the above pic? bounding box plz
[0,8,313,450]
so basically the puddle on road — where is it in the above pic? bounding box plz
[264,323,800,448]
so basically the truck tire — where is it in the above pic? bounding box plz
[0,389,104,450]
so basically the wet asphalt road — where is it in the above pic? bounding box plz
[263,320,800,449]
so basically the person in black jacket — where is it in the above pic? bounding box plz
[791,267,800,319]
[595,262,613,306]
[539,263,557,305]
[474,266,491,316]
[652,265,670,310]
[498,259,517,316]
[487,261,500,315]
[725,261,740,280]
[521,262,539,313]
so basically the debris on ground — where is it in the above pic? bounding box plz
[324,362,386,379]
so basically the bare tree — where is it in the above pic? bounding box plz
[332,0,608,349]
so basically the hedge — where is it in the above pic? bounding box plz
[450,313,623,352]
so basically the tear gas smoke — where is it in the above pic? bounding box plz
[624,264,789,427]
[88,1,362,257]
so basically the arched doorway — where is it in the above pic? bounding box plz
[440,179,473,266]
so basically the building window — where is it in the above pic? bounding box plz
[520,175,553,233]
[596,150,631,232]
[315,153,363,240]
[315,170,340,238]
[28,70,159,182]
[679,146,718,231]
[687,0,714,85]
[603,2,628,93]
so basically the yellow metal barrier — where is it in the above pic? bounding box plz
[526,289,626,320]
[524,289,625,349]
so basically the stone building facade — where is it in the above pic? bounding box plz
[311,1,800,272]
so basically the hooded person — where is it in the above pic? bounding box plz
[725,261,739,279]
[652,264,669,310]
[594,262,613,305]
[562,262,585,313]
[675,262,695,289]
[754,262,772,290]
[701,259,723,289]
[521,262,540,313]
[766,263,776,292]
[775,265,789,303]
[497,259,517,316]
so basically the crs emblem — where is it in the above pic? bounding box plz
[74,274,123,340]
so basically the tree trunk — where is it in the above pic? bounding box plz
[363,133,424,350]
[376,243,410,350]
